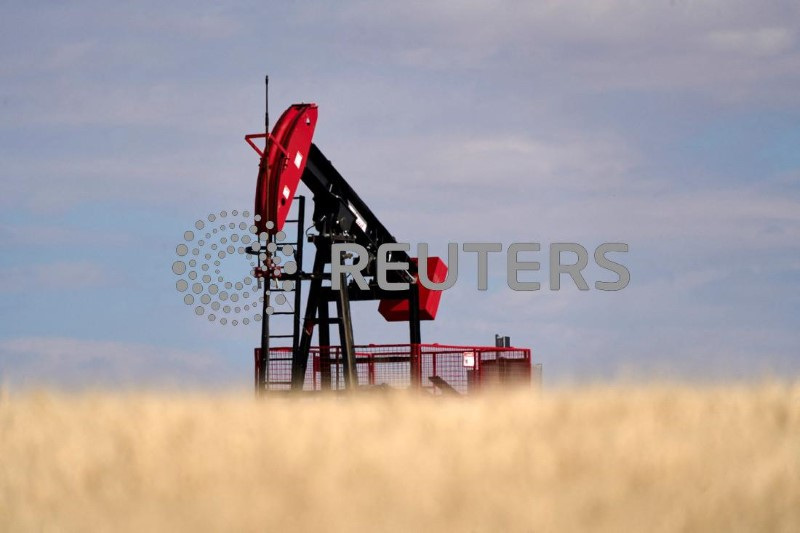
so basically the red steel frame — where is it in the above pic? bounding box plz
[254,343,532,394]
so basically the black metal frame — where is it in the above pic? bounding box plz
[255,143,423,393]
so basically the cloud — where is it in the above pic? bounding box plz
[0,223,134,248]
[0,261,118,293]
[0,337,235,389]
[322,1,800,103]
[3,0,800,212]
[0,145,256,212]
[427,265,800,383]
[707,27,795,57]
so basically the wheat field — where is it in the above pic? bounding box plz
[0,384,798,532]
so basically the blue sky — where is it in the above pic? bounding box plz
[1,1,799,388]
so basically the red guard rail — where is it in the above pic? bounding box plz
[254,343,532,395]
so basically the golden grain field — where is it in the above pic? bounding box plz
[1,384,798,532]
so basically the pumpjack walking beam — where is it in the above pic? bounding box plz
[288,143,420,391]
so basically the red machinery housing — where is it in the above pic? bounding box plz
[378,257,448,321]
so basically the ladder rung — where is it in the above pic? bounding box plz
[272,311,295,315]
[268,334,294,339]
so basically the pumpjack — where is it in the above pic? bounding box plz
[245,77,533,394]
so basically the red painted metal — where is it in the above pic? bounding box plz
[378,256,448,321]
[244,133,290,159]
[250,103,318,233]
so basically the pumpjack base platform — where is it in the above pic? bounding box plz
[255,343,533,395]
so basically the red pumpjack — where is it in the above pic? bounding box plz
[245,77,534,394]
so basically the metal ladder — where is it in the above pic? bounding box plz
[255,196,306,393]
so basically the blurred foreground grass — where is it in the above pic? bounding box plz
[1,384,799,532]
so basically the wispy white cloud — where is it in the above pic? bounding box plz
[320,1,800,103]
[707,27,795,57]
[0,261,118,293]
[0,223,134,247]
[0,337,234,388]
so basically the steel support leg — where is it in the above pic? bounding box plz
[336,273,357,390]
[409,282,421,388]
[292,246,328,390]
[318,299,331,390]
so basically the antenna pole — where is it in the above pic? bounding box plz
[265,75,270,133]
[259,74,271,395]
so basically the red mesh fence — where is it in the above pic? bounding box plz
[255,344,532,394]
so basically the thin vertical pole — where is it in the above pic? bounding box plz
[264,75,270,132]
[257,75,271,395]
[259,245,271,394]
[409,282,421,389]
